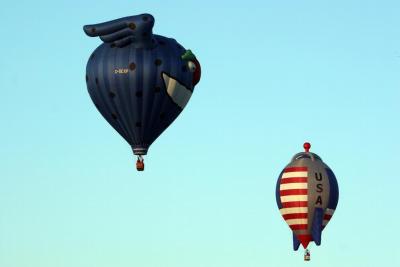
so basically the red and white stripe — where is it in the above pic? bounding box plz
[279,167,309,231]
[323,208,335,227]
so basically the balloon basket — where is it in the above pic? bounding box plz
[304,249,310,261]
[136,156,144,171]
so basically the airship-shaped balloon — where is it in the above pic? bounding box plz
[83,14,201,171]
[276,143,339,261]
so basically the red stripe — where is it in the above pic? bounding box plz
[296,234,312,248]
[285,167,308,172]
[281,201,308,208]
[280,177,308,184]
[290,224,308,230]
[283,213,308,220]
[280,189,308,196]
[324,214,332,220]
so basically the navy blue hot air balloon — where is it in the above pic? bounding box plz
[83,14,201,171]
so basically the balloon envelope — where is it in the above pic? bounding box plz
[276,144,339,250]
[84,14,201,156]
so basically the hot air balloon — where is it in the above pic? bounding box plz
[83,14,201,171]
[276,142,339,261]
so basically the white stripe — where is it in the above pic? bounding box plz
[280,207,308,215]
[286,219,308,225]
[325,209,335,215]
[163,73,192,109]
[281,195,307,202]
[282,171,308,178]
[280,183,308,190]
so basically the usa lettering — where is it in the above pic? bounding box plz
[315,172,323,205]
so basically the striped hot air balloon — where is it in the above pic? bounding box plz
[83,14,201,171]
[276,142,339,261]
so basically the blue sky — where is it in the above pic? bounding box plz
[0,1,399,266]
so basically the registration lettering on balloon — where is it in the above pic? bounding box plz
[114,68,129,74]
